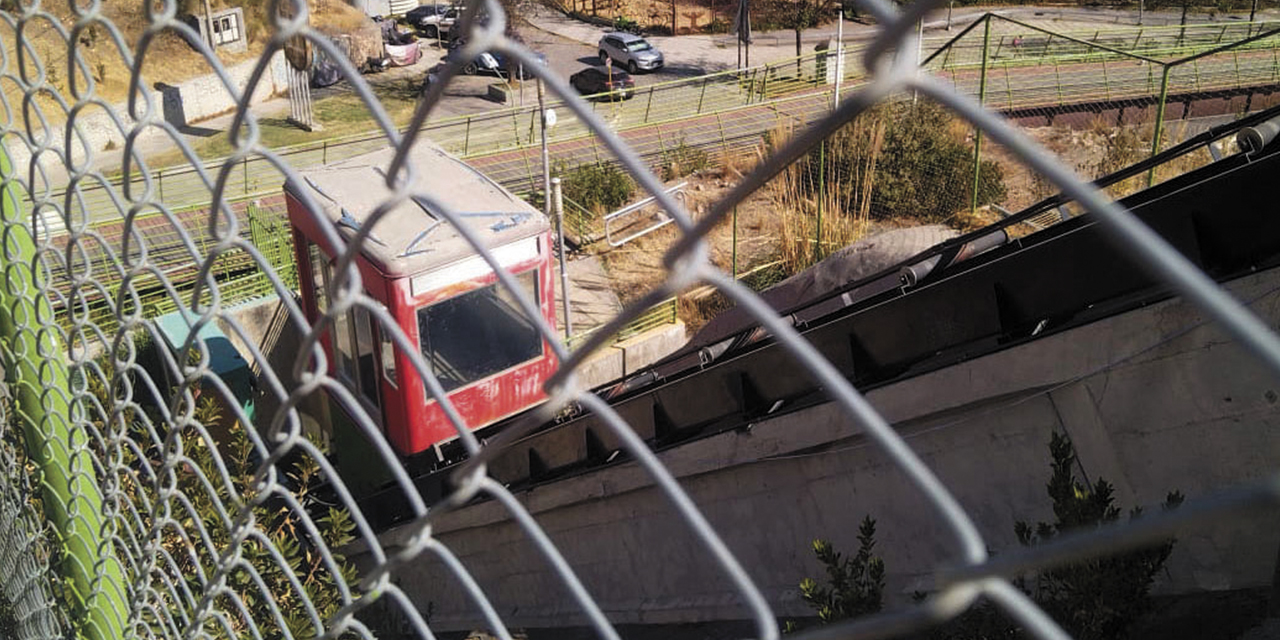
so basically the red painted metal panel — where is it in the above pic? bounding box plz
[290,188,561,458]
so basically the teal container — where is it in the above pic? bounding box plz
[154,312,256,421]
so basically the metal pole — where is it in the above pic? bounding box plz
[972,14,991,215]
[0,146,127,640]
[913,17,923,105]
[552,178,573,338]
[539,79,551,222]
[1250,0,1258,23]
[833,9,843,108]
[732,204,742,275]
[1139,0,1144,25]
[1147,65,1173,187]
[947,0,954,30]
[202,0,216,49]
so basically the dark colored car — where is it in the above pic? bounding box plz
[570,67,635,100]
[444,42,547,79]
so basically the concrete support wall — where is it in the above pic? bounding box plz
[365,267,1280,631]
[13,50,288,174]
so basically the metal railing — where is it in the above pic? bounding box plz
[604,181,687,247]
[566,297,680,350]
[1,3,1279,640]
[38,18,1280,234]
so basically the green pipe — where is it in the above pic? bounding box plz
[732,205,738,277]
[972,15,991,215]
[1148,65,1173,187]
[0,147,127,639]
[816,139,825,262]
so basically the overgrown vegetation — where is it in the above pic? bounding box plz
[559,161,636,212]
[787,101,1006,225]
[794,433,1182,639]
[661,138,711,180]
[86,336,364,639]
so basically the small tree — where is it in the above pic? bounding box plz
[1015,432,1184,640]
[797,516,886,624]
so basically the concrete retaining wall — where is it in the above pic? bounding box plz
[578,322,688,389]
[366,266,1280,631]
[13,50,289,174]
[159,49,289,126]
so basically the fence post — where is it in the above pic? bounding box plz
[464,117,472,156]
[644,87,655,123]
[0,145,127,640]
[716,113,729,155]
[697,77,708,114]
[972,14,991,215]
[1147,65,1173,187]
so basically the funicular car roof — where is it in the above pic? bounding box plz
[286,140,550,279]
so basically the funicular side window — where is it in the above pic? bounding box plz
[417,269,542,394]
[309,241,382,413]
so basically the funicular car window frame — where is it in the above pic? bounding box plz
[417,267,543,395]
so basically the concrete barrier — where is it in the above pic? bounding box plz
[366,266,1280,631]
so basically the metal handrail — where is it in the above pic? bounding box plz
[604,181,687,247]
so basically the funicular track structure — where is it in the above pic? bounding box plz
[359,105,1280,532]
[3,2,1280,640]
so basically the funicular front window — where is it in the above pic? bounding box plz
[417,269,542,394]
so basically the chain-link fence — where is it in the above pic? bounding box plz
[2,1,1280,640]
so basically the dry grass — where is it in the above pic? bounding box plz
[768,121,874,276]
[1,0,367,122]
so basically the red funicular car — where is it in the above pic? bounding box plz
[284,142,557,471]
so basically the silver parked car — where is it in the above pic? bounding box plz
[597,32,664,74]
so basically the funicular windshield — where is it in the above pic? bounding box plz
[417,269,542,393]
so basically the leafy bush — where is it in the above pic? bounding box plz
[560,162,635,212]
[797,433,1182,639]
[702,17,731,33]
[792,101,1006,223]
[613,15,641,33]
[1015,432,1184,640]
[661,138,711,181]
[798,516,886,624]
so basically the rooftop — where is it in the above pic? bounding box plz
[286,140,549,278]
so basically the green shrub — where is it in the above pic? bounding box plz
[661,138,710,181]
[559,162,635,212]
[798,516,886,625]
[1014,432,1184,640]
[613,15,640,32]
[797,433,1182,639]
[702,17,731,33]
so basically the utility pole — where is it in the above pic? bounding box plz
[202,0,215,49]
[538,78,550,224]
[552,178,573,338]
[833,9,843,108]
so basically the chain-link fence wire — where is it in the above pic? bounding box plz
[14,15,1280,237]
[1,2,1280,640]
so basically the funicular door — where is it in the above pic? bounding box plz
[302,239,388,431]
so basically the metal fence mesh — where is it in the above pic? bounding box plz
[1,1,1278,640]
